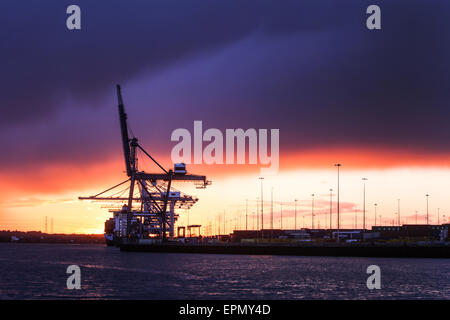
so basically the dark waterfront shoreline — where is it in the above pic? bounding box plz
[0,231,104,244]
[120,242,450,258]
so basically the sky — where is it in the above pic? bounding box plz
[1,1,449,234]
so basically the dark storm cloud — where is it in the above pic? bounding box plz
[0,0,350,126]
[0,0,449,170]
[124,0,450,154]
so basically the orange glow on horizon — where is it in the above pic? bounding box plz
[2,146,449,194]
[1,146,449,234]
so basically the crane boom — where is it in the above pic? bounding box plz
[117,85,132,176]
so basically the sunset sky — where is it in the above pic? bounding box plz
[1,1,449,234]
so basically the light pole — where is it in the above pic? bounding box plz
[223,210,226,235]
[362,178,368,240]
[271,187,274,230]
[256,197,259,230]
[294,199,298,230]
[311,194,315,229]
[245,199,248,231]
[334,163,341,242]
[259,177,264,237]
[374,203,378,226]
[218,213,220,236]
[271,187,274,239]
[426,194,429,225]
[438,208,440,225]
[397,199,400,226]
[280,201,283,229]
[329,189,333,231]
[252,211,255,230]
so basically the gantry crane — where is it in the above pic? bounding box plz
[79,85,210,242]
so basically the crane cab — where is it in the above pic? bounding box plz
[174,163,187,175]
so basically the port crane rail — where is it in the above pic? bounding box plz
[79,85,210,241]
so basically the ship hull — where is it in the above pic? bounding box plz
[104,233,115,246]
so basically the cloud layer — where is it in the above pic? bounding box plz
[1,0,449,177]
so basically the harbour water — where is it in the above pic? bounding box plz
[0,243,448,299]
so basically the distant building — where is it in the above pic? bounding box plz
[331,229,364,240]
[229,224,450,243]
[371,226,402,240]
[231,230,261,242]
[282,229,310,240]
[231,229,311,242]
[371,224,449,240]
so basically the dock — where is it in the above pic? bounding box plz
[120,242,450,258]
